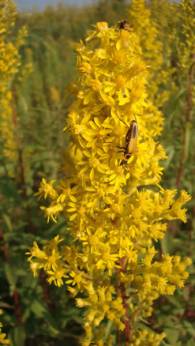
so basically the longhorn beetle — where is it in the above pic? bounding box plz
[117,119,138,165]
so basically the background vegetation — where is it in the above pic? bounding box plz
[0,0,194,345]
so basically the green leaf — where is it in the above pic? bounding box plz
[13,326,26,346]
[2,214,13,232]
[186,338,195,346]
[4,263,17,292]
[30,300,47,318]
[164,146,175,169]
[164,328,179,344]
[183,321,195,337]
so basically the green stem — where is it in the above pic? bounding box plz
[118,257,132,345]
[176,59,195,188]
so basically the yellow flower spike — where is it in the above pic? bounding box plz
[129,0,173,108]
[29,21,192,345]
[0,0,26,176]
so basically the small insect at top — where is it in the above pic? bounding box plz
[118,20,131,32]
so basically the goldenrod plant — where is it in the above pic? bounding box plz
[29,22,192,345]
[128,0,175,109]
[177,0,195,74]
[0,2,70,344]
[0,0,19,169]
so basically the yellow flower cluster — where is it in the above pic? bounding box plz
[29,22,191,344]
[0,0,26,173]
[128,0,173,107]
[0,324,10,345]
[131,329,165,346]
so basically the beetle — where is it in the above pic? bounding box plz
[118,20,131,31]
[117,119,138,165]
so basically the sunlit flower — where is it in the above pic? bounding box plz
[29,21,191,345]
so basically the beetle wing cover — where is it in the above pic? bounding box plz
[128,137,138,154]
